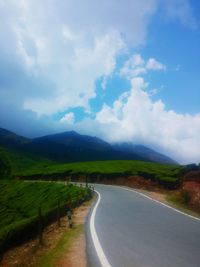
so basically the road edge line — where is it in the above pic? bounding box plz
[121,187,200,222]
[90,190,112,267]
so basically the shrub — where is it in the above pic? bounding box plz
[0,151,12,179]
[181,190,191,204]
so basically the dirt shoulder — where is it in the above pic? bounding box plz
[134,187,200,218]
[138,189,168,204]
[0,198,94,267]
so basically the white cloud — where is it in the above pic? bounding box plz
[60,112,75,124]
[62,25,75,42]
[149,88,159,96]
[120,54,166,79]
[0,0,195,117]
[146,58,166,71]
[0,0,159,116]
[92,77,200,164]
[120,54,145,78]
[24,29,125,115]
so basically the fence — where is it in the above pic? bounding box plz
[0,185,93,255]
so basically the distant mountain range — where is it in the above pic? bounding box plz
[113,143,177,165]
[0,127,177,165]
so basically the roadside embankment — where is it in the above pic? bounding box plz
[0,198,94,267]
[0,180,92,256]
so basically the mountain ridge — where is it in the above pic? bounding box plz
[0,127,177,165]
[113,143,177,165]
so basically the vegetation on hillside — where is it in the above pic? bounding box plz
[0,180,91,252]
[17,160,182,189]
[180,163,200,175]
[0,147,54,175]
[0,145,184,189]
[19,159,180,176]
[0,149,12,179]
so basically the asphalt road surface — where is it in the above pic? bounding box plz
[86,184,200,267]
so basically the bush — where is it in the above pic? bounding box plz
[0,151,12,179]
[0,181,92,253]
[181,191,191,205]
[181,164,199,175]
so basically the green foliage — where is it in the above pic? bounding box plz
[25,160,180,177]
[181,163,200,175]
[15,160,181,189]
[0,180,91,251]
[0,146,54,176]
[0,145,182,188]
[179,163,200,179]
[0,149,12,179]
[181,190,191,205]
[18,159,180,176]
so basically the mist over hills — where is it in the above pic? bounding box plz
[0,127,177,165]
[113,143,177,165]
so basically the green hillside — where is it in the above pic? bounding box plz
[18,160,182,188]
[0,146,182,189]
[0,146,55,176]
[20,159,181,176]
[0,180,91,251]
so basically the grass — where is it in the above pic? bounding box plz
[17,160,182,188]
[0,145,183,188]
[36,224,83,267]
[0,146,182,180]
[20,159,181,176]
[0,180,91,250]
[167,191,200,219]
[0,146,55,176]
[18,160,180,176]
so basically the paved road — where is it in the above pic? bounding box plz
[86,184,200,267]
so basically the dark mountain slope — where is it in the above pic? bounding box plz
[27,132,145,162]
[0,127,177,164]
[113,143,177,165]
[0,128,30,149]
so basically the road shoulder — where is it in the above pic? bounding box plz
[129,187,200,219]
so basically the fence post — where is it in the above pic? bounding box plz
[38,206,43,245]
[85,175,88,188]
[57,200,61,227]
[67,209,73,228]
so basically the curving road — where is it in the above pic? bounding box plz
[86,184,200,267]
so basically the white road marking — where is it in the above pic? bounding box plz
[89,183,199,266]
[122,186,200,222]
[90,190,112,267]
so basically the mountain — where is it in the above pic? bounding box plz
[34,131,112,149]
[113,143,177,165]
[0,128,29,149]
[26,131,145,162]
[0,127,177,164]
[0,128,145,162]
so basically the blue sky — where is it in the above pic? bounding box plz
[0,0,200,163]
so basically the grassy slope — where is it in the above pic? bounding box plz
[0,146,182,185]
[20,160,182,183]
[0,180,91,249]
[0,146,55,175]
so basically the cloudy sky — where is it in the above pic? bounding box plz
[0,0,200,164]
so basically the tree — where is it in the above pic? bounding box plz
[0,150,11,179]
